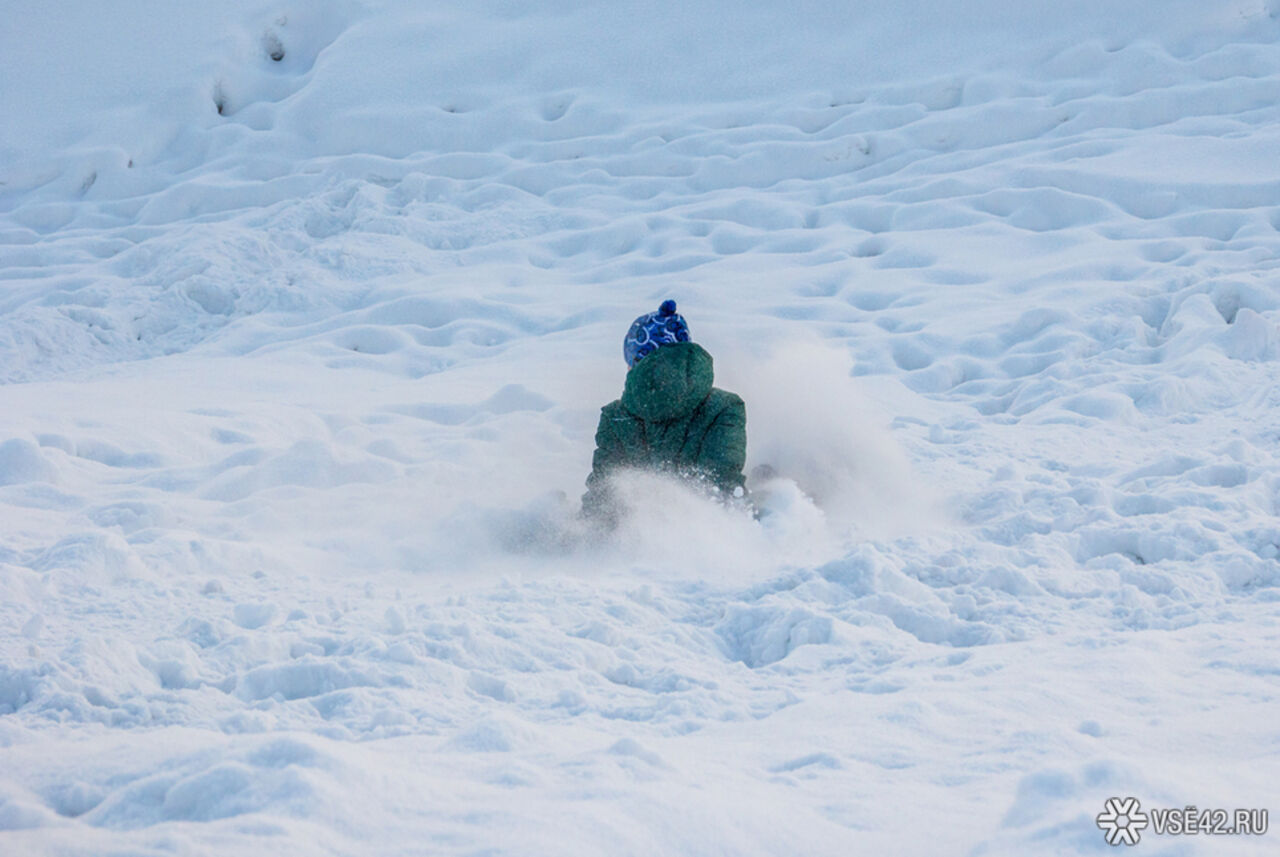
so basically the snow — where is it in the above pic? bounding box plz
[2,0,1279,853]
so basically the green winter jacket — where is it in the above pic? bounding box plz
[583,341,747,515]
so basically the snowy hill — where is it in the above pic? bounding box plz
[2,1,1279,854]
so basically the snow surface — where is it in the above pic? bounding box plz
[2,1,1280,854]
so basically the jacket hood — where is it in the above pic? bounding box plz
[621,341,714,422]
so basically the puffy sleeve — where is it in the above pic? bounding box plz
[699,393,747,493]
[581,403,626,518]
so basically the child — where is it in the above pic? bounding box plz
[582,300,747,520]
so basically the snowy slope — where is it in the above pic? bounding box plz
[2,1,1279,854]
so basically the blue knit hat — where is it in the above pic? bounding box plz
[624,300,690,367]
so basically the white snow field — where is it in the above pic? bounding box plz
[2,0,1280,854]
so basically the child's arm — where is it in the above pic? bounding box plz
[581,404,627,519]
[699,394,747,494]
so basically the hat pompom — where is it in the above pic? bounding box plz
[658,299,677,317]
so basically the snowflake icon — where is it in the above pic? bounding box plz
[1097,797,1149,846]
